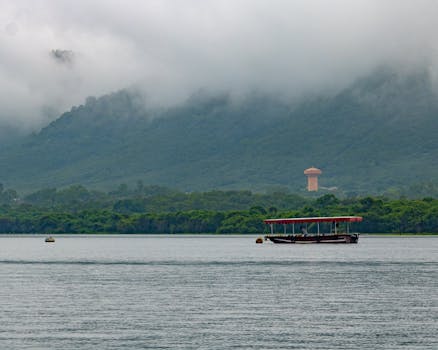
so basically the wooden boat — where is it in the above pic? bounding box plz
[45,236,55,243]
[264,216,362,244]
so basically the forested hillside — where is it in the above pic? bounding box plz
[1,184,438,234]
[1,67,438,194]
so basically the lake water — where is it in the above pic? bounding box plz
[0,235,437,349]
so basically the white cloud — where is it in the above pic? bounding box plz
[1,0,438,130]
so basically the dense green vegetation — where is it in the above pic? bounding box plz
[1,68,438,194]
[1,183,438,234]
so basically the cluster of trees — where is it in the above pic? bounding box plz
[0,183,438,234]
[0,184,18,205]
[14,183,308,212]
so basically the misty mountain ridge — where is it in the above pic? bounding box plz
[1,67,438,194]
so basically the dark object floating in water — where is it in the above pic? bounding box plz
[255,237,263,244]
[263,216,362,244]
[45,236,55,243]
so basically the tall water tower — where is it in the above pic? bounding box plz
[304,167,322,191]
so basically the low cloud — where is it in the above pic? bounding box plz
[51,49,74,65]
[1,0,438,130]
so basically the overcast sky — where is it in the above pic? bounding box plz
[1,0,438,130]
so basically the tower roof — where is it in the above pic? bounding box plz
[304,167,322,175]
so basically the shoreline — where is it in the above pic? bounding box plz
[1,232,438,237]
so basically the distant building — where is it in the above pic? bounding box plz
[304,167,322,191]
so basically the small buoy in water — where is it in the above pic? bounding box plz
[255,237,263,244]
[45,236,55,243]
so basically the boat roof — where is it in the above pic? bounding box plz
[264,216,363,225]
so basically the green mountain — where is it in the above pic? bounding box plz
[1,68,438,194]
[0,125,25,147]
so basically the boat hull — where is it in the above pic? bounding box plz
[265,234,359,244]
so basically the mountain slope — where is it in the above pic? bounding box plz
[1,68,438,194]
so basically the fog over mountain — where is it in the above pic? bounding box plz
[0,66,437,194]
[1,0,438,131]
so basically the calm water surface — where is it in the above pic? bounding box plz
[0,235,437,349]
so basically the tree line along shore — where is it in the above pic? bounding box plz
[1,184,438,234]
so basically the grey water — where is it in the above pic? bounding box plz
[0,235,437,350]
